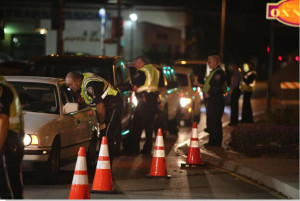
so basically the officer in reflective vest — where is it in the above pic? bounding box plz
[66,72,123,167]
[131,56,160,154]
[240,60,257,123]
[0,76,24,199]
[202,55,226,147]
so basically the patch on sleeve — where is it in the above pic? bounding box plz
[214,74,221,81]
[87,86,95,97]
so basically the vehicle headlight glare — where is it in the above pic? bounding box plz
[24,134,32,146]
[180,97,192,107]
[23,134,39,146]
[132,93,138,107]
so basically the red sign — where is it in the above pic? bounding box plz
[266,0,299,27]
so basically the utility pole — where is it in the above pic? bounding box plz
[220,0,226,62]
[53,0,65,55]
[267,21,274,113]
[117,0,122,55]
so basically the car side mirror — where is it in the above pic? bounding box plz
[63,103,79,114]
[117,83,132,92]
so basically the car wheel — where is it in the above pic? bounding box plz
[47,138,61,180]
[87,132,99,171]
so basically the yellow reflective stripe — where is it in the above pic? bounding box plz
[9,116,20,124]
[136,86,158,93]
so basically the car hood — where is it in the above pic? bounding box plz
[23,112,57,134]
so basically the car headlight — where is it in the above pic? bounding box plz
[24,134,39,146]
[180,97,192,107]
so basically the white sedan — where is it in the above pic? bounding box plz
[5,76,98,179]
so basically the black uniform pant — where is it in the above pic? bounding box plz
[230,88,241,125]
[0,137,24,199]
[131,92,158,153]
[241,91,253,123]
[99,97,123,167]
[206,96,224,146]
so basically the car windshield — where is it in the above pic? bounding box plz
[11,82,59,114]
[32,58,113,82]
[176,73,188,87]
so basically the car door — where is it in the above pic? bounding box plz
[58,84,96,159]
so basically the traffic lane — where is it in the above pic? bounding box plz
[23,128,276,199]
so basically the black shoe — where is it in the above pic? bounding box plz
[204,142,221,148]
[140,149,151,154]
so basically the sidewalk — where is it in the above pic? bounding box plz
[176,115,299,199]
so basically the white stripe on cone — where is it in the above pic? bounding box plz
[155,136,164,147]
[74,156,87,171]
[99,144,109,156]
[96,161,110,169]
[153,149,165,157]
[72,174,89,185]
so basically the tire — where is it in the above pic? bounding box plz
[47,138,61,180]
[87,132,99,171]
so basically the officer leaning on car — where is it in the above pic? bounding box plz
[130,56,160,154]
[65,72,123,167]
[0,75,24,199]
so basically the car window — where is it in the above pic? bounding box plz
[176,73,188,87]
[59,84,87,110]
[115,60,130,86]
[11,82,59,114]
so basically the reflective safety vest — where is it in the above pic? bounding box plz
[136,64,160,93]
[202,67,227,95]
[0,76,24,135]
[240,70,256,92]
[80,73,118,110]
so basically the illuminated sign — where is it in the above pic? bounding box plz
[266,0,299,27]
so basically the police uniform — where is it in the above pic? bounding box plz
[240,69,257,123]
[80,73,123,165]
[229,67,241,125]
[0,77,24,199]
[131,64,160,154]
[203,66,226,147]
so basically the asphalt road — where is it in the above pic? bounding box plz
[23,99,280,199]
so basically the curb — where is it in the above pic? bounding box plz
[201,152,299,199]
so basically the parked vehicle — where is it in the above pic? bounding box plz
[30,55,134,154]
[129,64,181,135]
[173,66,201,125]
[5,76,98,179]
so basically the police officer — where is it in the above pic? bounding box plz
[65,72,123,167]
[131,56,160,154]
[202,55,226,147]
[228,63,241,126]
[0,76,24,199]
[240,60,257,123]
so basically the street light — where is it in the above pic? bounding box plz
[129,13,137,22]
[129,13,137,61]
[98,7,106,55]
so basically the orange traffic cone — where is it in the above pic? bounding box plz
[181,122,204,167]
[146,128,171,178]
[69,147,90,199]
[91,136,116,194]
